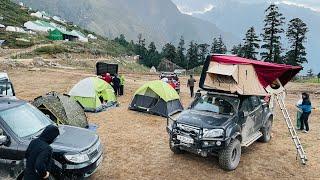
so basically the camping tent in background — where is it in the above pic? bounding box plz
[129,80,183,117]
[69,77,117,112]
[32,92,88,128]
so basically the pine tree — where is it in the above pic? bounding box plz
[231,43,244,57]
[198,43,210,64]
[210,38,219,54]
[186,41,199,70]
[210,36,227,54]
[161,43,176,63]
[176,36,186,67]
[135,33,147,59]
[146,42,161,67]
[243,27,260,59]
[261,4,285,63]
[218,35,227,54]
[285,18,308,66]
[114,34,129,47]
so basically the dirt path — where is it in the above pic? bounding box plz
[5,69,320,180]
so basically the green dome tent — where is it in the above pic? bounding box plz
[69,77,117,112]
[32,92,88,128]
[129,80,183,117]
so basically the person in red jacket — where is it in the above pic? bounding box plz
[102,73,112,84]
[168,79,176,89]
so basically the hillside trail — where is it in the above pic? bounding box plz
[0,42,62,60]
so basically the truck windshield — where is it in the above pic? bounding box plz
[191,95,239,115]
[0,81,14,96]
[0,104,52,138]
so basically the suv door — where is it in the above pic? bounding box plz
[249,96,264,131]
[239,97,256,140]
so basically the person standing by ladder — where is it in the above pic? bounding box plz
[298,92,312,133]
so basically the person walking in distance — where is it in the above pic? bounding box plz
[298,92,312,133]
[24,125,60,180]
[187,75,196,97]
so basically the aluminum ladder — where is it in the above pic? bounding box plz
[275,93,307,165]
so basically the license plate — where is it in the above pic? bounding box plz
[177,135,194,144]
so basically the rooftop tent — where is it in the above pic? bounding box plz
[32,92,88,128]
[200,55,303,95]
[129,80,183,117]
[69,77,117,112]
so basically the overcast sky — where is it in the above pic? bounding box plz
[171,0,320,15]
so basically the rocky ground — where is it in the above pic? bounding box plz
[1,68,318,180]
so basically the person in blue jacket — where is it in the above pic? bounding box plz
[298,92,312,133]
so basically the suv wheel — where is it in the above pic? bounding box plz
[218,139,241,171]
[169,139,183,154]
[259,120,272,143]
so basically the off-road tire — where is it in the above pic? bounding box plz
[169,139,183,154]
[259,119,272,143]
[218,139,241,171]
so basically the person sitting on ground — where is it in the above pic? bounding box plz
[24,125,60,180]
[297,92,312,133]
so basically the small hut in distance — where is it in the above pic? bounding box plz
[157,58,183,72]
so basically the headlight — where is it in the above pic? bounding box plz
[64,153,89,164]
[203,129,224,138]
[167,118,175,131]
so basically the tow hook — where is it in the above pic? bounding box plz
[197,149,208,157]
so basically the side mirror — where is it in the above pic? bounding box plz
[238,111,245,119]
[195,91,201,98]
[0,135,7,146]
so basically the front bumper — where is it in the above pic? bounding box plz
[168,128,228,156]
[53,153,103,178]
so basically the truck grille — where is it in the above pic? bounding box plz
[83,140,102,160]
[176,123,200,135]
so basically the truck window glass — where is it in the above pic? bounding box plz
[240,98,253,112]
[0,82,13,96]
[192,95,235,115]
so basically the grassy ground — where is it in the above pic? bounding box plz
[2,69,319,180]
[295,77,320,83]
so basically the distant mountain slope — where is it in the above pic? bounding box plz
[192,0,320,73]
[14,0,238,47]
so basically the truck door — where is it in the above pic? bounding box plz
[239,98,256,140]
[249,96,264,131]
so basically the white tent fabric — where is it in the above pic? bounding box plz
[69,77,96,98]
[207,63,238,83]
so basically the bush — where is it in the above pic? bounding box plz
[34,45,68,55]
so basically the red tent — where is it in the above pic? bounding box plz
[212,55,303,87]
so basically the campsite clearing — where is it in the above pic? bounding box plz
[7,69,320,179]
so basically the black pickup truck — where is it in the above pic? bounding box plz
[167,90,273,171]
[0,98,103,179]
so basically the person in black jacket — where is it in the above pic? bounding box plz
[112,74,121,96]
[24,125,60,180]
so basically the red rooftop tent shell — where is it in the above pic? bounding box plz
[212,55,303,88]
[199,55,303,95]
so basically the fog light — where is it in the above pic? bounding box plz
[216,141,222,146]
